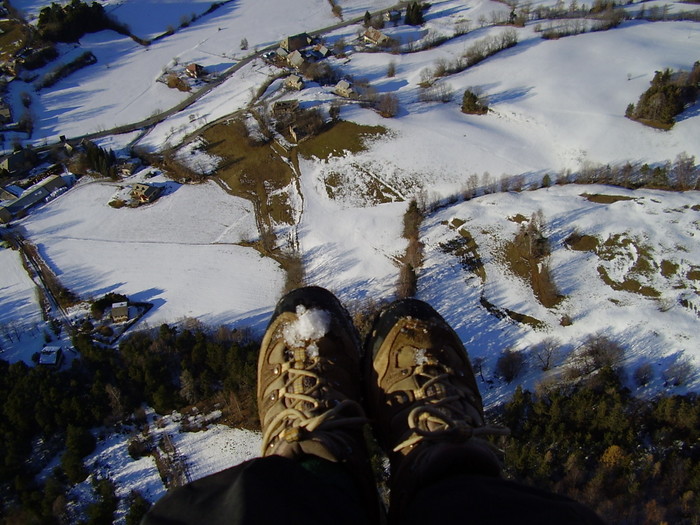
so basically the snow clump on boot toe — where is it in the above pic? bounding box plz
[283,305,331,357]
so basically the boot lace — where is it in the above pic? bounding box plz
[393,362,509,453]
[262,355,366,452]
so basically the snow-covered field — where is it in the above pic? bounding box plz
[19,173,283,335]
[1,0,699,518]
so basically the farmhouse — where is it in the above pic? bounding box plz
[287,50,305,69]
[5,175,69,217]
[384,9,402,23]
[131,183,162,203]
[0,102,11,124]
[285,74,303,90]
[334,79,355,98]
[185,63,205,79]
[0,184,22,201]
[111,302,129,323]
[362,27,390,46]
[38,346,64,367]
[0,205,11,224]
[0,150,31,175]
[280,33,312,52]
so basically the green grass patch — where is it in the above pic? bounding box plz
[0,20,29,62]
[502,228,564,308]
[439,227,486,283]
[480,296,546,330]
[581,193,635,204]
[660,260,679,278]
[298,121,387,160]
[597,233,633,261]
[597,267,661,297]
[508,214,528,223]
[202,118,294,225]
[565,232,599,252]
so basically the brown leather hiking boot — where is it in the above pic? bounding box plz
[365,299,509,522]
[258,286,367,461]
[258,287,383,523]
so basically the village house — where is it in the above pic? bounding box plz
[334,79,355,98]
[0,205,11,224]
[363,27,390,46]
[280,33,312,52]
[111,301,129,323]
[185,63,205,79]
[131,183,162,203]
[0,149,31,175]
[285,74,304,91]
[287,50,305,69]
[0,184,22,201]
[5,175,69,219]
[384,9,402,24]
[0,102,12,124]
[273,100,300,118]
[38,346,64,368]
[311,44,331,59]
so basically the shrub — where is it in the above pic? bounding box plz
[533,338,559,371]
[662,356,694,386]
[634,362,654,386]
[375,93,399,117]
[419,82,454,103]
[579,333,625,373]
[496,349,527,383]
[461,89,488,115]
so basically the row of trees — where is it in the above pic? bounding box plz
[434,153,697,212]
[37,0,129,42]
[397,199,424,298]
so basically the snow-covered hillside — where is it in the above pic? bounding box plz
[1,0,699,518]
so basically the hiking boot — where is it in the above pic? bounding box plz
[365,299,509,521]
[258,286,367,462]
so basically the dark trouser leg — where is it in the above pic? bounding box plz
[399,474,606,525]
[142,455,371,525]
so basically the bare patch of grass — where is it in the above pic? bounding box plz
[480,296,546,330]
[565,231,599,252]
[0,20,29,62]
[660,260,679,278]
[203,118,295,226]
[298,121,387,161]
[502,214,564,308]
[597,267,661,297]
[581,193,635,204]
[508,214,528,224]
[687,268,700,281]
[439,227,486,283]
